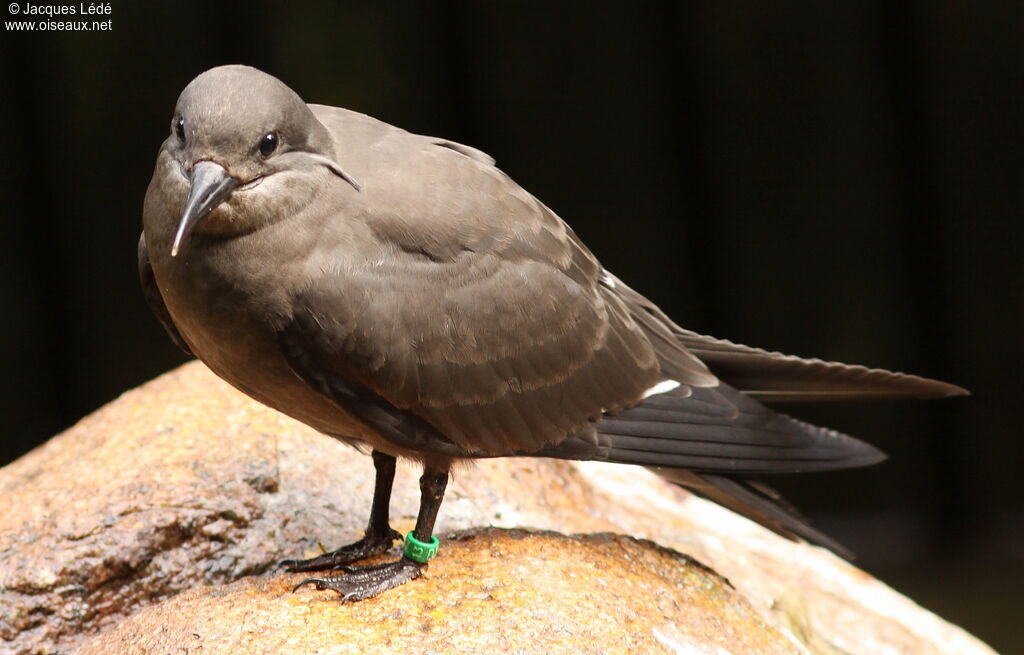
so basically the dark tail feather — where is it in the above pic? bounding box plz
[651,467,855,559]
[596,383,887,475]
[673,329,967,402]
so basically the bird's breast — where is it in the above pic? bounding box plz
[148,223,378,446]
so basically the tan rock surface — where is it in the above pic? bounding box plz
[0,362,999,655]
[76,528,798,655]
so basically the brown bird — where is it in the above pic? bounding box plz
[140,65,966,601]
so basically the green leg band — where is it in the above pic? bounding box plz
[403,531,439,563]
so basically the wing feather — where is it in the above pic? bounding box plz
[277,139,682,455]
[607,271,967,401]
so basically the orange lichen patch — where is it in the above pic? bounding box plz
[75,528,800,655]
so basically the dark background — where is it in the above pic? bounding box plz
[1,2,1020,651]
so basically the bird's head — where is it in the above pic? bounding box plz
[162,65,359,257]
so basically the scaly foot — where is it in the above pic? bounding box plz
[292,557,424,602]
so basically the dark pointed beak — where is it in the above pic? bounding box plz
[172,161,241,257]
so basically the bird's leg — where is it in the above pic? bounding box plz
[282,450,403,572]
[292,466,449,602]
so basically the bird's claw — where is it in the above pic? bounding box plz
[290,557,424,602]
[292,578,328,593]
[281,528,403,572]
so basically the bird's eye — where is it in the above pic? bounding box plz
[258,132,279,157]
[174,117,185,142]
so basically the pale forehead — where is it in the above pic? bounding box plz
[175,66,305,132]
